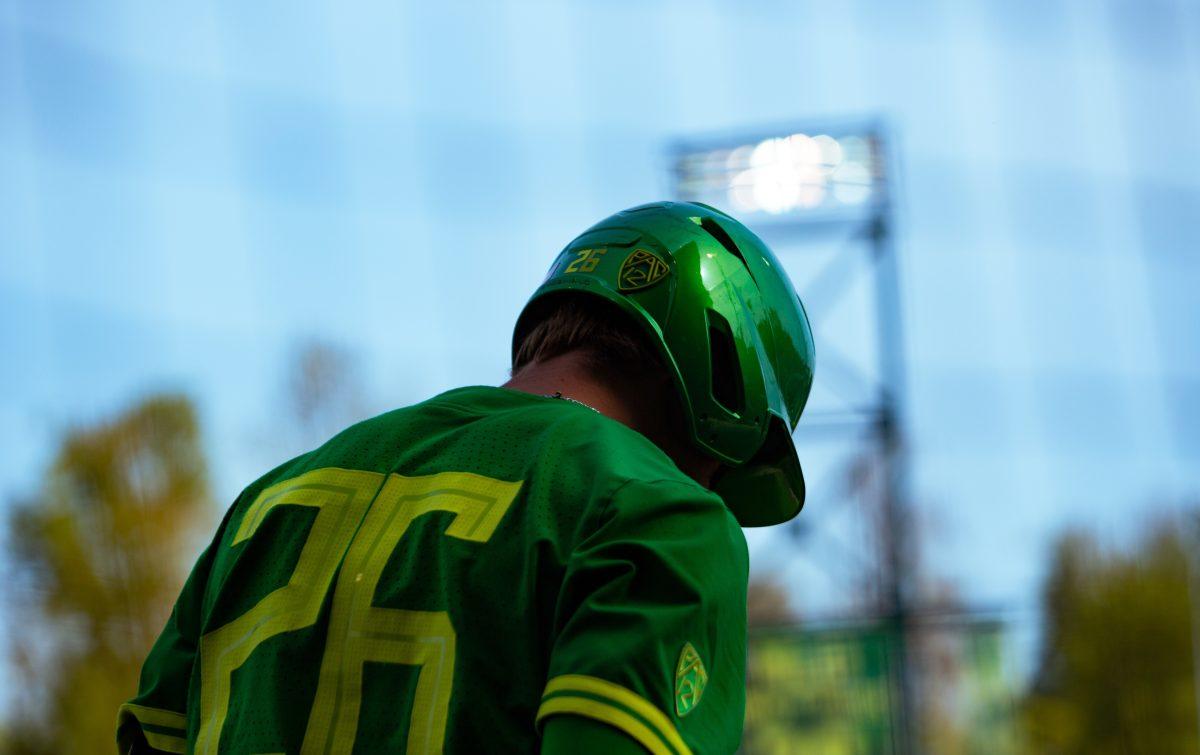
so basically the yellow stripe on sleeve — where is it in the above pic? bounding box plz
[537,696,678,755]
[117,703,188,753]
[540,675,692,755]
[119,703,187,731]
[141,729,187,754]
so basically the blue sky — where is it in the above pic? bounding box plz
[2,0,1199,701]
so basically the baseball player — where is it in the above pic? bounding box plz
[117,201,815,754]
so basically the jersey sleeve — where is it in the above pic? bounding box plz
[116,506,231,754]
[537,478,749,755]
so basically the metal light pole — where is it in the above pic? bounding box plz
[669,120,917,753]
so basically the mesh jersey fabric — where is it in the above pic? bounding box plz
[117,386,749,755]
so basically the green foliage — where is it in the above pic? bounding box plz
[3,395,211,754]
[1023,521,1200,754]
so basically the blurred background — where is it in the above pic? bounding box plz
[2,1,1199,752]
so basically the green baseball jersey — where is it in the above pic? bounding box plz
[118,386,749,755]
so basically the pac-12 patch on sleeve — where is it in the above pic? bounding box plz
[674,642,708,717]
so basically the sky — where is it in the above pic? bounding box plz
[2,0,1199,701]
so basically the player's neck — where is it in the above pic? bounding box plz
[502,353,721,488]
[502,352,639,427]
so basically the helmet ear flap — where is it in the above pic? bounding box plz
[714,413,805,526]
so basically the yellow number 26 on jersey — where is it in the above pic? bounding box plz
[195,467,520,755]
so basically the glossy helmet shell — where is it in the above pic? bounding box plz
[512,201,815,525]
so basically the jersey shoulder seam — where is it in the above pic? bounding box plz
[606,476,723,503]
[592,476,727,533]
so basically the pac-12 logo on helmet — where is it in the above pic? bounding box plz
[618,249,671,292]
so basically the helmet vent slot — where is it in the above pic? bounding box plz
[707,310,744,414]
[700,217,755,282]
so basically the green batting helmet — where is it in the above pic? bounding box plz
[513,201,815,526]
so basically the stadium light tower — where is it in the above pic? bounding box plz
[670,121,916,754]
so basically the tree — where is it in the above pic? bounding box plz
[3,395,212,754]
[746,576,799,628]
[281,338,370,453]
[1023,520,1200,754]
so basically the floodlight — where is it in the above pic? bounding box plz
[671,128,885,220]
